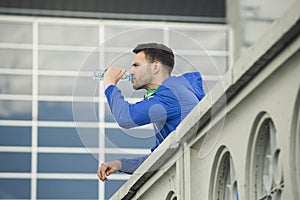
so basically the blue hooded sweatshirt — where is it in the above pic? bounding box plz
[105,72,205,174]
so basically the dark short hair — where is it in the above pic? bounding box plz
[133,43,175,70]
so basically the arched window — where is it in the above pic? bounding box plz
[247,113,283,199]
[210,146,238,200]
[165,190,177,200]
[291,90,300,199]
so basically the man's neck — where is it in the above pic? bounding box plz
[146,74,170,90]
[146,83,160,91]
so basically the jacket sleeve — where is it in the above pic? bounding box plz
[105,85,180,129]
[119,155,149,174]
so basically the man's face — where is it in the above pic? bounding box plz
[130,51,153,90]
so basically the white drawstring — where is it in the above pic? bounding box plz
[153,122,165,145]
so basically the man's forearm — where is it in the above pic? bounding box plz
[119,155,149,174]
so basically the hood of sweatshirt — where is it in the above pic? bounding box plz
[162,71,205,101]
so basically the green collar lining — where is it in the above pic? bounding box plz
[144,86,160,100]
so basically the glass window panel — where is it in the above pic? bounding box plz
[105,26,164,48]
[73,101,99,122]
[105,180,126,199]
[76,127,99,148]
[173,55,228,75]
[105,128,155,149]
[0,152,31,172]
[38,153,98,173]
[38,127,98,147]
[39,24,98,46]
[105,103,115,122]
[0,49,32,69]
[104,25,139,40]
[0,21,32,43]
[39,50,98,71]
[75,76,98,97]
[0,179,31,199]
[39,76,98,96]
[38,101,98,122]
[37,179,98,199]
[0,126,31,146]
[0,100,31,120]
[0,75,32,94]
[170,29,227,51]
[104,51,133,68]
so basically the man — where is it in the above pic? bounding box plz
[98,43,205,181]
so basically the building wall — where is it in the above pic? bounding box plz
[240,0,295,51]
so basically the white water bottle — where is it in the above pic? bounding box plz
[93,69,132,81]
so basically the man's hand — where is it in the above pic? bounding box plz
[104,66,126,89]
[97,160,122,182]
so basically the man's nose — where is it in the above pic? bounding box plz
[129,68,134,75]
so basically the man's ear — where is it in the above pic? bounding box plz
[152,61,161,74]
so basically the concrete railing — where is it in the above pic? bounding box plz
[111,1,300,199]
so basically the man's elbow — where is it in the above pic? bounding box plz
[113,111,139,129]
[116,119,136,129]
